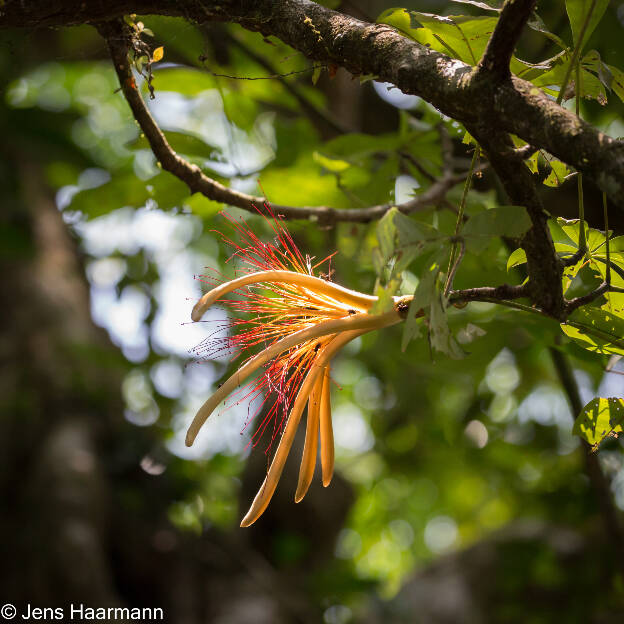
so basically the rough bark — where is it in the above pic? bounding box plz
[1,0,623,208]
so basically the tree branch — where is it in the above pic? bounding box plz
[2,0,623,208]
[470,128,565,318]
[477,0,536,81]
[450,283,529,303]
[565,282,609,314]
[97,19,466,224]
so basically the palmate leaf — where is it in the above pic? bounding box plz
[565,0,610,53]
[378,7,568,85]
[583,50,614,92]
[562,307,624,357]
[554,219,624,289]
[377,8,498,65]
[526,13,568,50]
[606,64,624,104]
[573,397,624,449]
[530,51,608,104]
[543,160,572,187]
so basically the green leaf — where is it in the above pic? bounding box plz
[377,209,398,263]
[402,251,445,351]
[526,14,568,50]
[378,9,498,65]
[322,132,409,159]
[530,51,607,103]
[370,278,401,315]
[556,218,587,247]
[562,307,624,357]
[450,0,503,11]
[573,397,624,449]
[410,12,499,65]
[312,151,351,173]
[582,50,613,92]
[152,67,216,96]
[129,131,222,162]
[462,205,532,246]
[565,0,609,52]
[429,296,465,359]
[69,172,191,218]
[506,247,527,271]
[606,64,624,103]
[376,207,443,272]
[377,7,414,35]
[543,160,571,187]
[312,65,322,85]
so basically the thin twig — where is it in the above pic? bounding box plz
[562,248,585,267]
[216,30,351,136]
[97,20,469,225]
[444,147,479,294]
[604,192,611,287]
[565,282,609,314]
[576,61,587,254]
[445,239,465,297]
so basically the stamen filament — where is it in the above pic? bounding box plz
[186,309,401,446]
[191,270,378,321]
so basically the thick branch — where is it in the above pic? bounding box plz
[97,20,464,224]
[477,0,536,81]
[470,128,565,318]
[2,0,623,207]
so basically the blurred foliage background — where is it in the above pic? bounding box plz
[2,1,624,622]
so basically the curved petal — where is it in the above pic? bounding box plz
[240,329,365,527]
[191,270,378,321]
[319,365,334,488]
[295,372,323,503]
[185,309,401,446]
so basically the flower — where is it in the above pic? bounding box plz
[187,205,402,526]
